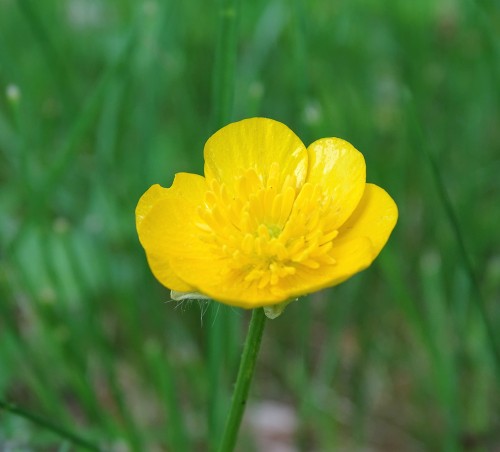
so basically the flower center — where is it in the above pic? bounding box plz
[196,163,338,294]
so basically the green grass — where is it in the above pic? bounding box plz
[1,0,499,450]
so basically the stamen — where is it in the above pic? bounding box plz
[197,162,339,289]
[242,233,253,254]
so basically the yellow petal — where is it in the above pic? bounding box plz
[136,184,169,229]
[204,118,308,193]
[337,183,398,255]
[136,173,207,242]
[168,236,374,308]
[306,137,366,229]
[136,173,207,292]
[136,173,207,231]
[142,194,227,295]
[145,252,193,292]
[169,256,275,308]
[279,236,375,299]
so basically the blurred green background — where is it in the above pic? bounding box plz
[1,0,499,450]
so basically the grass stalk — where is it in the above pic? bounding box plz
[406,99,500,375]
[17,0,76,109]
[211,0,240,131]
[208,0,241,448]
[0,399,100,451]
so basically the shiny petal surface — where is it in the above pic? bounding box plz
[281,236,375,299]
[337,183,398,255]
[141,195,224,295]
[136,173,207,292]
[306,137,366,229]
[169,172,208,199]
[145,252,193,292]
[204,118,308,193]
[169,236,374,308]
[136,184,169,229]
[136,173,207,232]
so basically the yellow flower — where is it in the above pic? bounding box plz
[136,118,398,309]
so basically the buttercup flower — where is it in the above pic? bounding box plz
[136,118,397,309]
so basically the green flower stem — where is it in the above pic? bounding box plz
[217,308,267,452]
